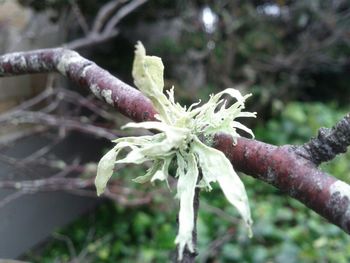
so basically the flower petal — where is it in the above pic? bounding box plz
[175,153,199,260]
[95,147,119,196]
[151,156,173,183]
[192,138,252,234]
[237,111,257,118]
[216,168,253,236]
[132,41,164,95]
[122,121,189,152]
[232,121,255,138]
[132,42,175,123]
[116,148,148,164]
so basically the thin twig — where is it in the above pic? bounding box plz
[3,110,117,140]
[92,0,126,33]
[104,0,148,34]
[65,0,148,50]
[0,191,26,209]
[69,0,90,35]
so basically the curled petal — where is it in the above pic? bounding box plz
[192,138,252,234]
[95,147,119,196]
[133,160,162,183]
[237,111,257,118]
[232,121,255,138]
[217,168,253,236]
[132,41,164,95]
[212,89,251,106]
[151,156,173,183]
[116,148,148,164]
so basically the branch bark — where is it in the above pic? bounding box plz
[296,113,350,165]
[1,48,350,235]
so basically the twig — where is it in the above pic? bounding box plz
[296,113,350,165]
[69,0,90,35]
[91,0,126,33]
[53,233,78,260]
[0,126,48,146]
[199,227,236,263]
[3,110,117,140]
[103,0,148,34]
[65,0,148,50]
[201,201,239,224]
[0,191,26,208]
[22,137,62,163]
[0,177,94,191]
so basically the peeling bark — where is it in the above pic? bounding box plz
[1,48,350,235]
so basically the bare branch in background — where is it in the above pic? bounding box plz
[68,0,90,35]
[92,0,126,33]
[0,87,120,140]
[66,0,148,50]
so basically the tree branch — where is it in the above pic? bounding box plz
[0,48,157,122]
[296,113,350,165]
[1,48,350,235]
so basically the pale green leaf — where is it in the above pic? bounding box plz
[144,55,164,92]
[132,42,171,123]
[132,41,164,95]
[95,148,119,196]
[122,121,190,151]
[116,148,149,164]
[192,138,252,233]
[217,168,253,236]
[175,153,199,260]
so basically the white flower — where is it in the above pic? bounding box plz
[95,42,256,260]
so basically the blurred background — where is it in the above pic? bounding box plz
[0,0,349,262]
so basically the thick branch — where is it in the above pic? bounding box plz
[1,48,350,234]
[0,48,157,122]
[213,134,350,234]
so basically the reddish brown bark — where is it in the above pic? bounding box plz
[213,134,350,233]
[0,48,157,122]
[1,48,350,235]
